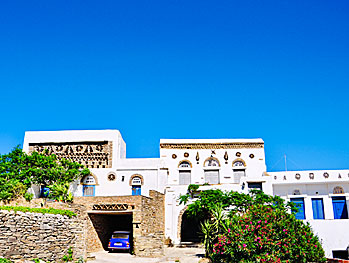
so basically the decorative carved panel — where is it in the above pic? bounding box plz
[92,203,134,211]
[29,141,113,168]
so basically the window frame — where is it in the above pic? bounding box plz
[332,196,348,219]
[132,185,141,196]
[290,197,306,220]
[83,185,95,197]
[311,198,325,220]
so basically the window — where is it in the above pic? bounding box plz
[204,158,220,184]
[132,177,142,185]
[204,158,219,167]
[290,198,305,220]
[178,161,191,185]
[233,169,245,178]
[179,161,191,168]
[83,185,95,197]
[293,189,301,195]
[132,185,141,196]
[131,176,142,195]
[82,175,96,196]
[248,182,262,191]
[179,171,191,185]
[82,175,96,185]
[204,170,219,184]
[332,197,348,219]
[333,186,344,194]
[233,161,245,167]
[312,198,325,219]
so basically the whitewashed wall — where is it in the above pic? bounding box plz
[271,170,349,257]
[160,139,270,244]
[23,130,349,258]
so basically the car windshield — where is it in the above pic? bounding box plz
[112,233,129,239]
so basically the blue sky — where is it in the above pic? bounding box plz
[0,0,348,171]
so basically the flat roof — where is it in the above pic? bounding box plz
[160,138,264,144]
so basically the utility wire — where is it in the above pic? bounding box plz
[269,156,285,171]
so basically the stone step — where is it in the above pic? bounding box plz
[176,242,202,248]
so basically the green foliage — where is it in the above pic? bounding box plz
[178,194,189,205]
[74,257,84,263]
[48,182,74,203]
[28,151,90,186]
[181,188,296,221]
[0,146,90,202]
[62,247,73,262]
[182,187,326,262]
[24,192,34,202]
[0,258,13,263]
[0,205,76,218]
[187,184,200,197]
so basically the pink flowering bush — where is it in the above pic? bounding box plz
[212,203,325,262]
[181,189,326,262]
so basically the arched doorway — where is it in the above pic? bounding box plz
[180,210,203,243]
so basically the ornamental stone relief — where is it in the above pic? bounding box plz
[29,141,113,168]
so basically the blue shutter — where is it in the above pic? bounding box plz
[132,186,141,196]
[291,198,305,220]
[332,197,348,219]
[312,198,324,219]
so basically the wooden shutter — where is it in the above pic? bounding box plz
[179,171,191,185]
[204,170,219,184]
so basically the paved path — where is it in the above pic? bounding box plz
[88,247,205,263]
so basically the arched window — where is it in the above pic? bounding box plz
[204,158,220,167]
[82,175,96,196]
[232,159,246,167]
[293,189,301,195]
[132,177,142,185]
[233,161,244,167]
[333,186,344,194]
[132,176,142,195]
[82,175,96,185]
[179,161,191,168]
[232,159,246,178]
[178,161,191,185]
[204,158,220,184]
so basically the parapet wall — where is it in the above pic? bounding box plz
[0,210,86,262]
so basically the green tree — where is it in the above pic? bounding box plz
[0,146,90,202]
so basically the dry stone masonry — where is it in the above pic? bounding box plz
[0,190,165,261]
[0,210,86,262]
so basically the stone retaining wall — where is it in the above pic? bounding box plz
[0,210,86,262]
[0,190,165,260]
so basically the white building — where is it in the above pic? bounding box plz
[22,129,349,259]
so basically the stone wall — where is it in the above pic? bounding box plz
[74,190,165,257]
[135,190,165,257]
[0,210,86,262]
[0,190,165,259]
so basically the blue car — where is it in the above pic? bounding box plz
[108,231,131,252]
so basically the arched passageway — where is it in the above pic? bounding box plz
[180,210,203,243]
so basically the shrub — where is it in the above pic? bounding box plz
[212,204,326,262]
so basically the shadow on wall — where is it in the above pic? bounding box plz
[88,213,133,251]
